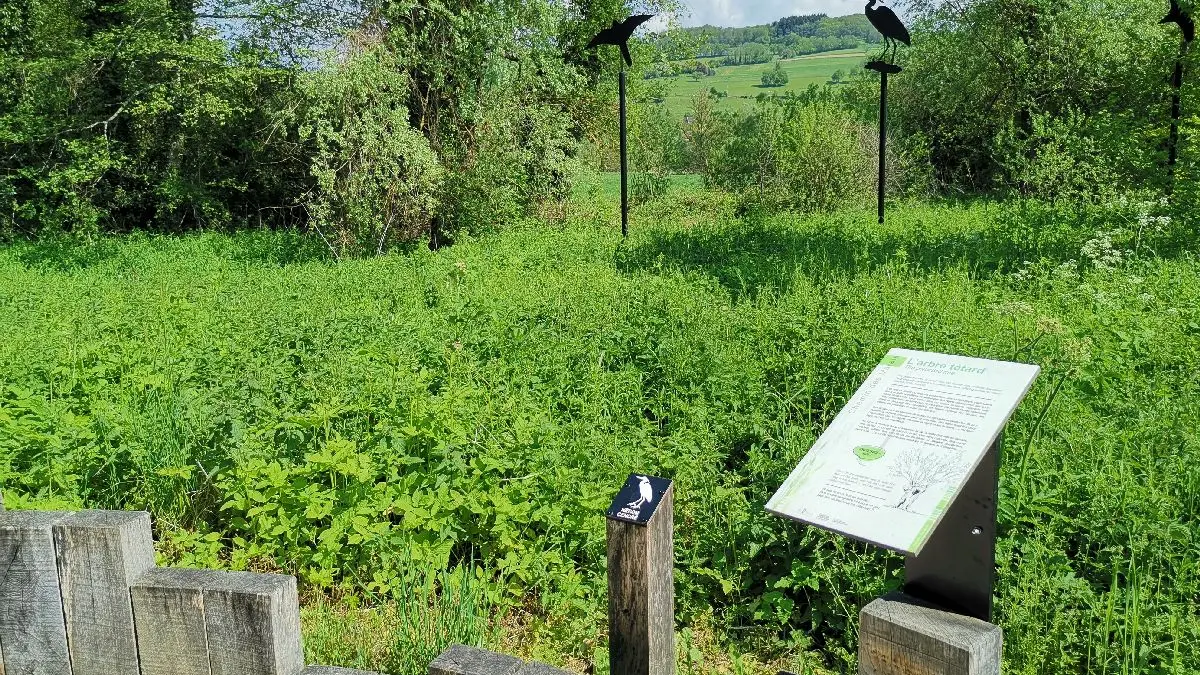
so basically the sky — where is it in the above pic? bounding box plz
[671,0,870,28]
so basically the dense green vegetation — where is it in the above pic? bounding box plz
[2,184,1198,674]
[3,0,1200,674]
[0,0,674,251]
[760,63,789,88]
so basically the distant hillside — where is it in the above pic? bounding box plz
[680,13,880,64]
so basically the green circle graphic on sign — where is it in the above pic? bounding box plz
[853,445,886,461]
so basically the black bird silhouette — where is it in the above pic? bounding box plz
[865,0,911,63]
[1162,0,1195,43]
[588,14,655,67]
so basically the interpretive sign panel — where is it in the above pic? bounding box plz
[766,348,1039,555]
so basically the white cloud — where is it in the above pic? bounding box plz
[671,0,872,28]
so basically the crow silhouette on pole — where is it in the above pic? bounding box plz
[589,14,655,237]
[1162,0,1196,42]
[865,0,911,64]
[588,14,655,68]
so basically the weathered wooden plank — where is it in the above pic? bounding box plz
[53,510,156,675]
[428,645,522,675]
[858,592,1002,675]
[0,510,74,675]
[606,484,675,675]
[203,571,304,675]
[131,567,223,675]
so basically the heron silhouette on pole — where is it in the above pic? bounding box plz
[863,0,911,224]
[1162,0,1195,196]
[627,475,655,510]
[589,14,655,238]
[865,0,911,64]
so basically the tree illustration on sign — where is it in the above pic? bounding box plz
[889,449,962,512]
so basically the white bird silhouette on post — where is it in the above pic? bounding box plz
[627,475,655,510]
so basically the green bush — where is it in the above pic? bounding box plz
[891,0,1182,198]
[440,94,578,237]
[760,62,789,88]
[0,0,313,237]
[709,99,873,212]
[303,49,443,257]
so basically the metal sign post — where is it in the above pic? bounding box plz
[903,435,1001,622]
[863,0,909,225]
[866,61,902,225]
[1161,0,1195,196]
[620,68,629,237]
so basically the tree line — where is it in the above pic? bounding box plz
[2,0,1196,253]
[0,0,676,255]
[678,14,880,63]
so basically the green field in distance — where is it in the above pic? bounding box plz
[658,49,868,117]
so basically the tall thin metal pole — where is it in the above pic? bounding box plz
[1167,41,1188,196]
[620,68,629,237]
[878,71,888,225]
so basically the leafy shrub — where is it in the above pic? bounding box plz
[892,0,1181,197]
[0,1,314,237]
[440,94,578,238]
[993,109,1127,205]
[303,49,443,257]
[760,62,789,88]
[631,171,672,205]
[710,99,873,212]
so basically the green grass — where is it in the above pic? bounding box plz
[660,50,868,117]
[0,187,1197,674]
[570,172,704,202]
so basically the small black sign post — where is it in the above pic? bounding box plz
[620,68,629,237]
[605,474,674,675]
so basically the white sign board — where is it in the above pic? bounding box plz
[766,348,1039,555]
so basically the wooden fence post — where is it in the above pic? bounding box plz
[858,592,1001,675]
[0,510,74,675]
[203,571,305,675]
[131,567,224,675]
[606,477,674,675]
[53,510,157,675]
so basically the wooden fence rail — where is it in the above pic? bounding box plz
[0,497,378,675]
